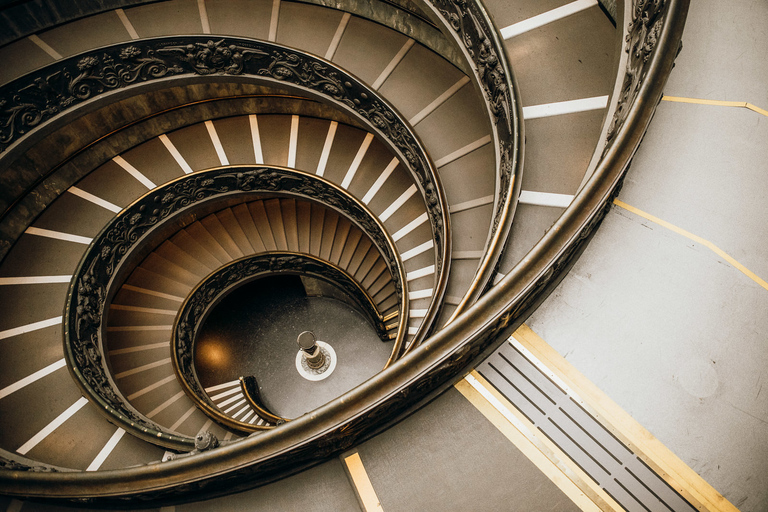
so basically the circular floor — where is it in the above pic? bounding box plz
[195,275,393,418]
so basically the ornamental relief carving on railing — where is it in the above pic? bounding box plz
[0,38,447,270]
[606,0,669,146]
[173,252,389,432]
[66,166,409,449]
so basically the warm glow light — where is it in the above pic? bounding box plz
[196,339,229,369]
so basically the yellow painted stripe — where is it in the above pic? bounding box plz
[455,373,620,512]
[513,324,741,512]
[343,452,384,511]
[662,95,768,117]
[614,199,768,292]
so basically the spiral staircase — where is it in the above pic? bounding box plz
[3,0,761,510]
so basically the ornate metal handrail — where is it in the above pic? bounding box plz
[240,376,287,425]
[65,165,409,450]
[0,36,451,355]
[0,0,688,504]
[172,251,395,433]
[419,0,525,324]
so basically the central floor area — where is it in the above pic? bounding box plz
[195,275,393,418]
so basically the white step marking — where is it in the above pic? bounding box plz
[501,0,598,39]
[450,195,494,214]
[220,394,245,409]
[0,358,66,400]
[523,95,609,119]
[392,212,428,242]
[147,391,185,419]
[250,416,262,425]
[241,410,255,422]
[114,358,172,379]
[288,115,299,168]
[210,386,242,401]
[409,309,427,318]
[325,12,351,60]
[205,120,229,165]
[249,114,265,164]
[127,375,177,400]
[106,325,173,332]
[443,295,462,305]
[494,272,505,285]
[25,227,92,245]
[341,133,374,189]
[509,338,572,396]
[223,432,234,441]
[316,121,338,176]
[0,275,71,285]
[407,265,435,281]
[198,0,211,33]
[159,134,194,174]
[0,316,62,341]
[518,190,575,208]
[401,240,433,262]
[408,288,433,300]
[121,284,184,302]
[434,135,492,168]
[109,342,169,356]
[205,380,240,393]
[409,76,471,125]
[223,397,246,412]
[86,428,126,471]
[408,326,418,335]
[362,157,398,204]
[115,9,140,39]
[170,405,198,431]
[69,187,121,213]
[113,155,156,189]
[268,0,280,41]
[453,250,484,259]
[110,304,177,315]
[464,372,525,433]
[231,404,251,419]
[17,397,89,455]
[28,35,62,60]
[379,184,417,222]
[372,39,414,90]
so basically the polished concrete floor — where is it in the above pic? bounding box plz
[527,1,768,510]
[196,275,393,418]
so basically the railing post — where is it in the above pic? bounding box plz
[297,331,325,370]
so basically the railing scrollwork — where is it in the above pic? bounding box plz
[0,0,689,506]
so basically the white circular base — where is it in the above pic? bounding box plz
[295,341,337,381]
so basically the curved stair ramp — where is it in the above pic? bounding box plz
[0,0,690,506]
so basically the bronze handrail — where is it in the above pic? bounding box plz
[0,0,688,505]
[0,34,450,370]
[240,376,287,425]
[172,250,399,433]
[64,165,410,449]
[414,0,525,326]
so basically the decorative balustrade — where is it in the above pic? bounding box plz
[65,165,410,449]
[0,0,689,506]
[0,36,451,353]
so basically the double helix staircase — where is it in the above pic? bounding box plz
[0,0,690,507]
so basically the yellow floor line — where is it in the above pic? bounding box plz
[512,324,741,512]
[614,199,768,292]
[455,373,621,512]
[661,95,768,117]
[342,452,384,511]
